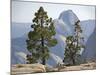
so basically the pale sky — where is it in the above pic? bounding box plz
[12,1,95,23]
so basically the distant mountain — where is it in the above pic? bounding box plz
[81,28,96,61]
[80,20,96,43]
[11,37,27,64]
[11,22,32,38]
[11,10,96,66]
[59,10,78,25]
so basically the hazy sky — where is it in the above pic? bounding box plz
[12,1,95,23]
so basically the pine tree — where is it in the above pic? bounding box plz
[26,7,57,65]
[63,20,84,65]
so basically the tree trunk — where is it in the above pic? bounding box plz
[41,37,46,65]
[71,55,76,65]
[41,18,46,65]
[72,58,75,65]
[42,57,46,65]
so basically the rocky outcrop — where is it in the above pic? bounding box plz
[11,62,96,74]
[11,63,46,75]
[59,62,96,72]
[46,62,96,72]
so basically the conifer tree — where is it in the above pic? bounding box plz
[63,20,84,65]
[26,7,57,65]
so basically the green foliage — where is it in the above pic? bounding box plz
[26,7,57,65]
[63,20,85,65]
